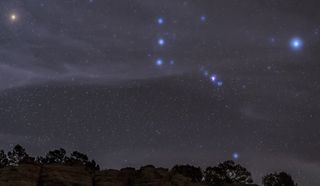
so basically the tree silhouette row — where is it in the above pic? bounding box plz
[0,144,99,171]
[0,145,297,186]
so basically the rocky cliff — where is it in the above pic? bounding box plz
[0,164,258,186]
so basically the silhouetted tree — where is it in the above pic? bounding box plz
[204,160,253,185]
[36,156,45,164]
[70,151,89,164]
[263,172,297,186]
[86,159,100,171]
[171,164,203,182]
[7,144,31,165]
[44,148,67,164]
[67,151,99,171]
[0,150,8,168]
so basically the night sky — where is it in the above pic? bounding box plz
[0,0,320,185]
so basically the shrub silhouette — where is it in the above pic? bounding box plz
[69,151,89,165]
[7,144,33,165]
[0,150,8,168]
[263,172,297,186]
[85,159,100,171]
[171,164,203,182]
[204,160,253,185]
[43,148,67,164]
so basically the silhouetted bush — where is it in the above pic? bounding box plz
[86,159,100,171]
[0,150,8,168]
[43,148,67,164]
[171,164,203,182]
[204,160,253,185]
[7,144,34,165]
[67,151,100,171]
[263,172,297,186]
[70,151,89,163]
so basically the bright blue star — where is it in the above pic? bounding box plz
[157,17,164,25]
[210,75,216,82]
[156,59,163,66]
[290,37,303,50]
[158,38,165,46]
[233,153,239,160]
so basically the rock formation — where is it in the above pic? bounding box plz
[0,164,259,186]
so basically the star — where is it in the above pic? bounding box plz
[157,17,164,25]
[156,59,163,66]
[200,15,206,22]
[169,60,175,65]
[290,37,303,50]
[210,75,216,82]
[158,38,165,46]
[233,152,239,160]
[10,14,17,21]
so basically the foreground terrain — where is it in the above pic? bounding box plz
[0,164,259,186]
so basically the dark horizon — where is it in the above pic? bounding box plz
[0,144,297,186]
[0,1,319,185]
